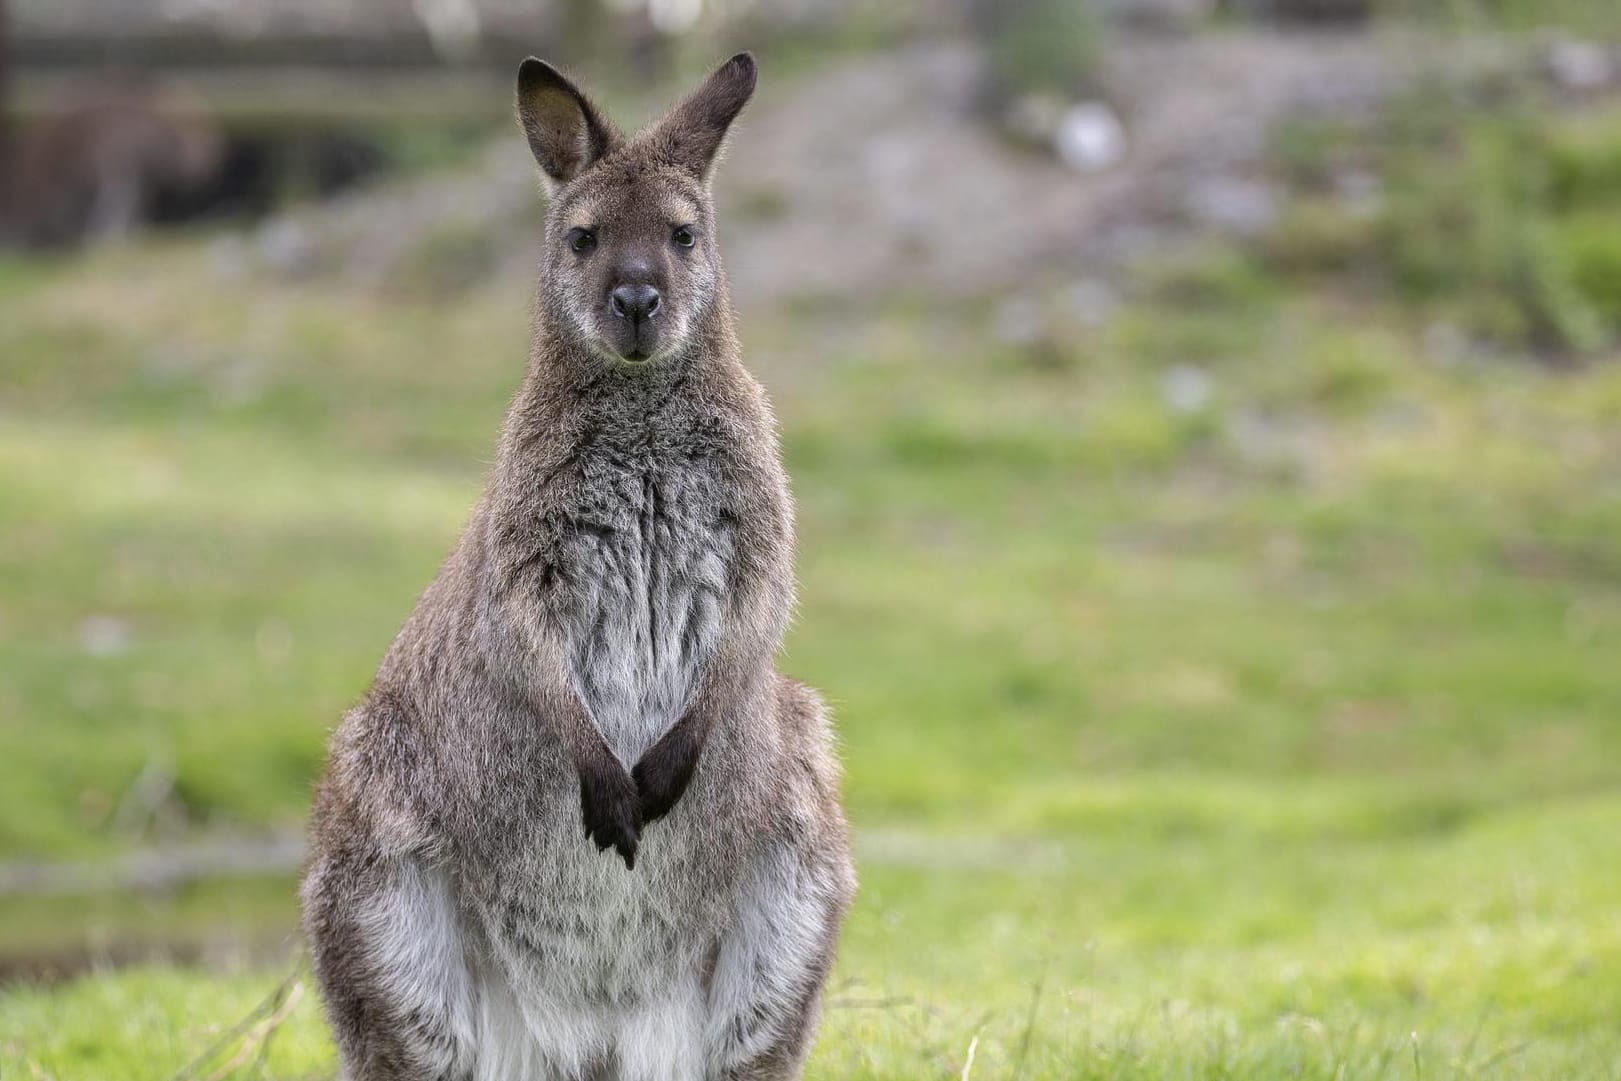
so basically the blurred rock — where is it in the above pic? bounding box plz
[412,0,482,61]
[1186,176,1279,237]
[1056,103,1127,173]
[1545,38,1614,94]
[1160,363,1213,414]
[79,615,132,658]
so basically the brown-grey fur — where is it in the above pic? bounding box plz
[300,53,855,1081]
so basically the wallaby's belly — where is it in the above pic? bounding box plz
[564,464,734,766]
[470,847,719,1078]
[459,742,747,1078]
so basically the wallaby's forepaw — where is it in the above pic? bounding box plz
[579,763,641,869]
[632,716,704,824]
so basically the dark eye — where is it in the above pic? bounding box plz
[569,229,596,255]
[672,226,696,249]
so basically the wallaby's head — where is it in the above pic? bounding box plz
[517,53,757,366]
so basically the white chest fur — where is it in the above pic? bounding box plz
[563,467,734,766]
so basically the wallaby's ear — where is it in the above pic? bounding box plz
[643,53,757,183]
[516,58,622,190]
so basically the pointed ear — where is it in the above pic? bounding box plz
[643,53,757,182]
[516,58,622,189]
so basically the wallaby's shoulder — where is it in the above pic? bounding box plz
[311,533,506,843]
[309,686,437,860]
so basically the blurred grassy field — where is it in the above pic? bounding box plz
[4,96,1621,1078]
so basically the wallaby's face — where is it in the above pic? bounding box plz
[518,55,756,365]
[540,159,716,365]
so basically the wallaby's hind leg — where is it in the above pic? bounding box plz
[302,849,479,1081]
[704,842,852,1080]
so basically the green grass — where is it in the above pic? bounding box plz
[2,158,1621,1075]
[9,803,1621,1078]
[1270,93,1621,359]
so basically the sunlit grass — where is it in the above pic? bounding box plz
[1,160,1619,1076]
[9,796,1621,1078]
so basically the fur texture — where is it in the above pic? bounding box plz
[301,54,855,1081]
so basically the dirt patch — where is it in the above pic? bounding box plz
[720,32,1402,306]
[235,30,1408,312]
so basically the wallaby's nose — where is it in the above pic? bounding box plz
[610,284,661,322]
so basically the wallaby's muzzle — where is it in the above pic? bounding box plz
[608,282,662,361]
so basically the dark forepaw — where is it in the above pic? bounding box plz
[579,760,641,869]
[632,716,705,824]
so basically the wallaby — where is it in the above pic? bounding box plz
[300,53,855,1081]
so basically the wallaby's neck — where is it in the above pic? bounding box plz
[498,299,743,467]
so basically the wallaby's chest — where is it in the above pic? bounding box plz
[556,449,735,765]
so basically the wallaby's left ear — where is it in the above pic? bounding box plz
[644,53,757,182]
[517,57,622,191]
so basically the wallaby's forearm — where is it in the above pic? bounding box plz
[482,585,643,867]
[635,517,791,825]
[633,636,752,823]
[535,663,643,869]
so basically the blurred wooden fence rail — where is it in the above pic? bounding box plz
[2,0,569,128]
[0,0,562,246]
[9,0,565,71]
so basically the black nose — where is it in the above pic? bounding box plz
[610,284,661,322]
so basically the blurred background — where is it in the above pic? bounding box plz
[2,1,1620,1078]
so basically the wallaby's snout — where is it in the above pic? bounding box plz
[610,282,662,359]
[608,258,663,360]
[610,282,661,322]
[568,225,681,363]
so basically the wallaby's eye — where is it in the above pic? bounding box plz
[568,228,597,255]
[672,226,696,249]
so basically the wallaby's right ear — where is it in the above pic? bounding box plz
[642,52,758,182]
[516,58,621,190]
